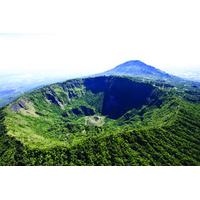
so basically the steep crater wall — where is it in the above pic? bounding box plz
[83,76,160,119]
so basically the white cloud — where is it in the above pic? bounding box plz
[0,0,200,75]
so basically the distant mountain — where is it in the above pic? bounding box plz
[100,60,179,81]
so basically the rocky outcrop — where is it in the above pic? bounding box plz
[10,98,37,117]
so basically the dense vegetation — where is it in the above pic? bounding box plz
[0,76,200,165]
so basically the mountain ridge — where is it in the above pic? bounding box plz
[1,60,199,109]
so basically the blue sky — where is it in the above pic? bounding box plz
[0,0,200,76]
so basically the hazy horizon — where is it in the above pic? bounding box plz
[0,57,199,76]
[0,0,200,78]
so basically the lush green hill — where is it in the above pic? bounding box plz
[0,76,200,165]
